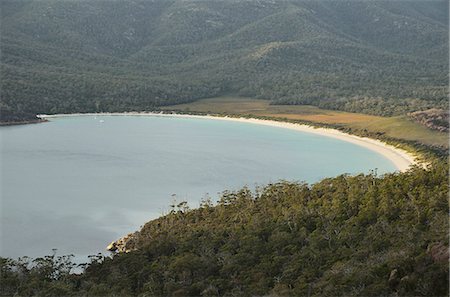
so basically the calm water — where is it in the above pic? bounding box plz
[0,115,396,259]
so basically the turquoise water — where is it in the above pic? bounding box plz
[0,115,396,259]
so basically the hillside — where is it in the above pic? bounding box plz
[1,161,448,296]
[1,0,448,119]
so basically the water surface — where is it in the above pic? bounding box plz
[1,115,396,259]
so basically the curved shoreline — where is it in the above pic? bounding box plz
[38,112,419,172]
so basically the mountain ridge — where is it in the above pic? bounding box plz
[1,0,448,118]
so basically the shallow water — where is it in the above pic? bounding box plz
[0,115,395,260]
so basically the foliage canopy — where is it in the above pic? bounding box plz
[1,162,448,296]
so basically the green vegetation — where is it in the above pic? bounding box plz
[1,162,448,296]
[1,0,448,120]
[0,108,43,125]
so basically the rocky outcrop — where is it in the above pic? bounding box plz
[106,232,139,253]
[408,109,449,132]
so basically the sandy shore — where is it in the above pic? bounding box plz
[38,112,419,172]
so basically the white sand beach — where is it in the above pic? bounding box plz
[38,112,420,172]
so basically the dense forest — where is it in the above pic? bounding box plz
[1,0,448,120]
[1,161,448,296]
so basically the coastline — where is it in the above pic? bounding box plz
[38,112,420,172]
[0,118,47,126]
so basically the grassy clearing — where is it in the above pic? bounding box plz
[347,116,449,148]
[163,96,448,148]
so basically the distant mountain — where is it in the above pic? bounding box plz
[1,0,448,118]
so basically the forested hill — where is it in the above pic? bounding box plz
[1,0,448,118]
[1,162,448,296]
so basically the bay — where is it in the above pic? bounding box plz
[0,115,396,259]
